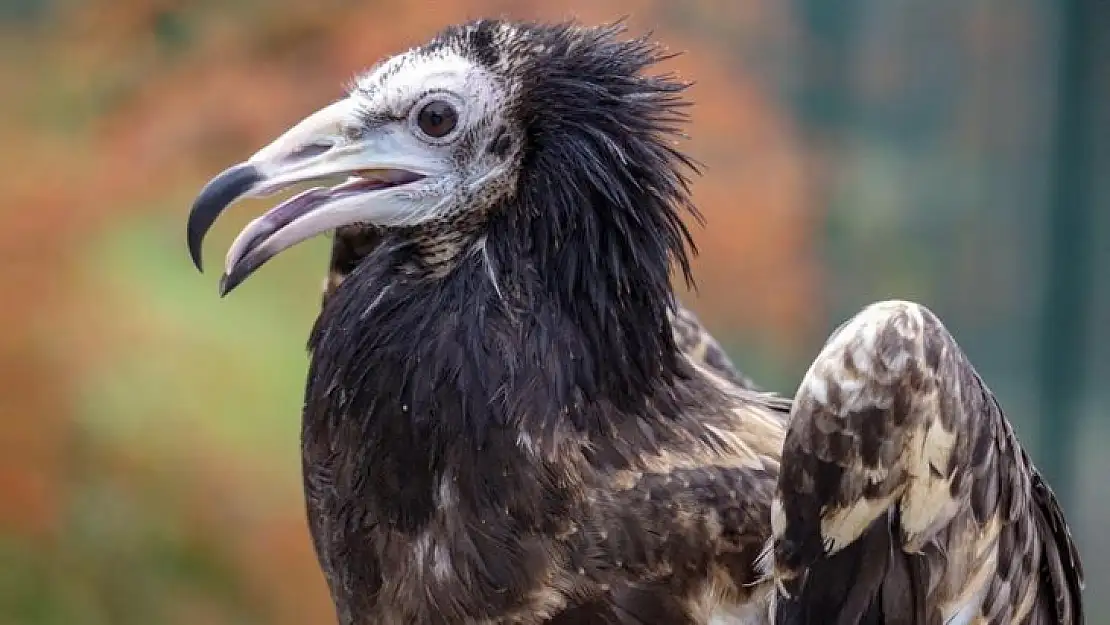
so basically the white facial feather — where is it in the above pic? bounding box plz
[352,48,505,133]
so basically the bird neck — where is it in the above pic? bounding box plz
[308,215,695,434]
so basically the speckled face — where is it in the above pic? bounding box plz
[185,32,526,293]
[336,44,523,224]
[354,45,507,132]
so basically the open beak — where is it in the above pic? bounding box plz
[186,98,436,296]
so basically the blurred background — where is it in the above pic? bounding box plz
[0,0,1106,623]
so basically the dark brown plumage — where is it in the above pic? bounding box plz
[182,18,1082,625]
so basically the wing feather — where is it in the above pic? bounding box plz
[1029,468,1084,624]
[671,306,761,391]
[771,300,1084,624]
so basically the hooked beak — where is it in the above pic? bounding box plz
[186,98,438,296]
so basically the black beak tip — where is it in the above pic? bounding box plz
[218,266,251,298]
[186,163,263,275]
[187,234,205,273]
[218,272,235,297]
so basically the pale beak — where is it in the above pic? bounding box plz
[186,98,438,296]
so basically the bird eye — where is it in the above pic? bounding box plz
[416,100,458,139]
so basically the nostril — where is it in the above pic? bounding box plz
[289,141,333,160]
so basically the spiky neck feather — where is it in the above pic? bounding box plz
[305,19,708,526]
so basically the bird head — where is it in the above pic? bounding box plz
[188,19,698,300]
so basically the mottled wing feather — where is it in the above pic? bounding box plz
[568,460,783,623]
[575,388,789,623]
[584,465,778,578]
[671,306,760,391]
[771,300,1084,625]
[1029,465,1085,624]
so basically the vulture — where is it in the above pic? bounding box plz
[184,19,1084,625]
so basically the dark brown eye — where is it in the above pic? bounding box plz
[416,100,458,138]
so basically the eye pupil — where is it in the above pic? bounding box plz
[417,100,458,138]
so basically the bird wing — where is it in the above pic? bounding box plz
[671,306,761,391]
[555,376,790,624]
[770,300,1084,624]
